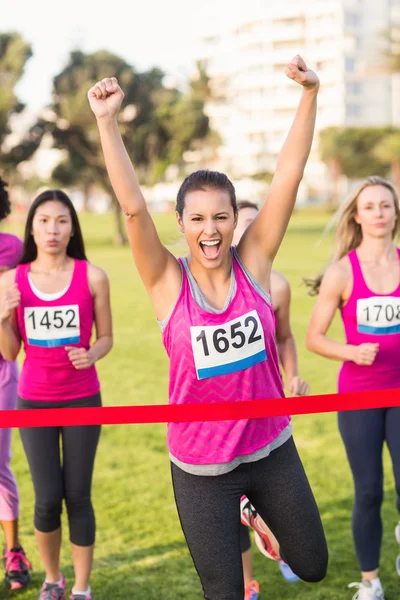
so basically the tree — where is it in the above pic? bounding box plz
[319,127,391,206]
[46,50,213,243]
[339,128,391,178]
[319,128,345,207]
[45,50,164,243]
[374,130,400,192]
[0,32,40,179]
[382,26,400,73]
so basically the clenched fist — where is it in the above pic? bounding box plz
[288,376,310,397]
[65,346,96,370]
[87,77,124,121]
[285,55,319,90]
[0,284,21,322]
[352,343,379,366]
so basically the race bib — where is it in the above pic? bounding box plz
[357,297,400,335]
[24,305,80,347]
[190,309,267,380]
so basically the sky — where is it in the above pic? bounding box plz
[2,0,228,112]
[2,0,307,115]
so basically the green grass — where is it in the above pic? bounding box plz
[2,209,399,599]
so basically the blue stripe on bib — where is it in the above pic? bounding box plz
[197,349,267,380]
[358,324,400,335]
[27,335,80,348]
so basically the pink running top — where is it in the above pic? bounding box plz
[15,259,100,401]
[0,233,23,362]
[0,233,23,270]
[339,248,400,393]
[162,254,290,465]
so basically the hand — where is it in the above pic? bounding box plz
[352,343,379,366]
[87,77,125,121]
[288,376,310,397]
[285,55,319,90]
[0,284,21,322]
[65,346,95,370]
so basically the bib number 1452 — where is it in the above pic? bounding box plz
[190,309,267,380]
[24,305,81,347]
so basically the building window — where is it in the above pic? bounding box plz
[346,104,361,118]
[346,81,362,95]
[345,57,355,72]
[345,12,361,26]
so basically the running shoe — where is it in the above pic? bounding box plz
[2,546,32,590]
[39,575,66,600]
[348,580,384,600]
[279,559,300,583]
[395,520,400,575]
[240,495,280,561]
[244,579,259,600]
[69,595,92,599]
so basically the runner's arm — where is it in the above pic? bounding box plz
[238,56,319,284]
[0,270,21,361]
[89,78,181,303]
[88,265,113,363]
[274,275,299,383]
[306,263,356,362]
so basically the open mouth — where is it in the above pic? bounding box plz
[199,240,222,260]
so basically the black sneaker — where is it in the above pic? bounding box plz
[3,546,32,590]
[39,575,66,599]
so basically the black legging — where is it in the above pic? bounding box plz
[240,523,251,553]
[171,436,328,600]
[18,393,101,546]
[338,407,400,572]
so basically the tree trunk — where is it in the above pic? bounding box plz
[82,182,92,212]
[82,181,92,212]
[329,157,342,210]
[392,161,400,196]
[112,199,128,246]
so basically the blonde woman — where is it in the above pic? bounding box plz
[306,177,400,600]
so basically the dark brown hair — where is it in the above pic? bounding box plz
[19,190,87,264]
[176,170,237,217]
[0,177,11,221]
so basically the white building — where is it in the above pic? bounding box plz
[198,0,400,201]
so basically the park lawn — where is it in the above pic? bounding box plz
[2,209,399,599]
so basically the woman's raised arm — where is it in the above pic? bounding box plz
[238,56,319,285]
[88,78,181,319]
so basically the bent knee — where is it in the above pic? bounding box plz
[298,552,328,583]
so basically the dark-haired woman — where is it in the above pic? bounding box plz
[89,56,328,600]
[0,190,113,600]
[0,177,32,590]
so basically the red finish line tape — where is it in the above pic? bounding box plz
[1,388,400,429]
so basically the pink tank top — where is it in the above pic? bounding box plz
[163,255,290,465]
[0,233,23,270]
[339,248,400,393]
[15,259,100,401]
[0,233,23,363]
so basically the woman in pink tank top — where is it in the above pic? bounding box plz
[0,190,113,600]
[89,55,328,599]
[0,176,32,591]
[306,177,400,600]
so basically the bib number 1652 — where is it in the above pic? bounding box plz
[190,309,267,380]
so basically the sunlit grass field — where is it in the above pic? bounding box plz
[2,209,399,599]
